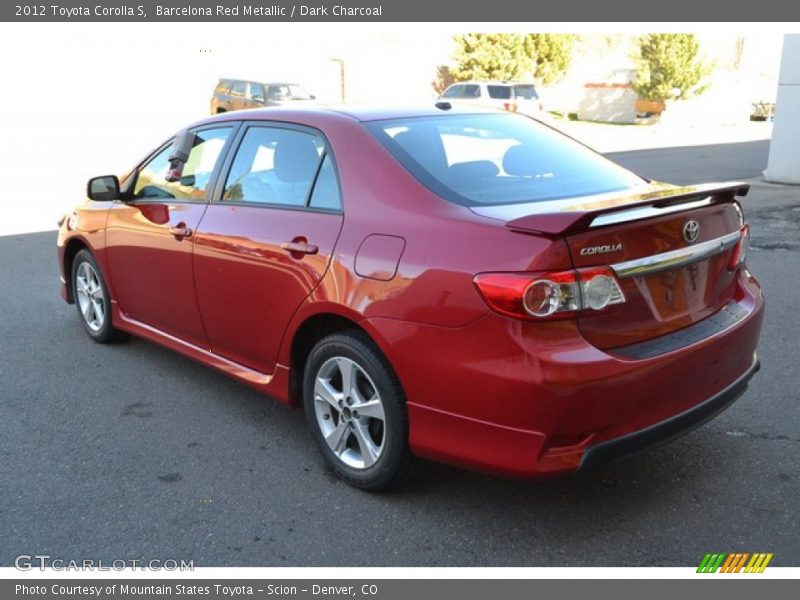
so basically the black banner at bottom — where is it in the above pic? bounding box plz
[4,579,797,600]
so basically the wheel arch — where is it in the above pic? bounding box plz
[62,237,91,304]
[284,307,397,407]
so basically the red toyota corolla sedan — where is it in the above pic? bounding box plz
[57,105,763,489]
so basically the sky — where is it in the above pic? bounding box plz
[0,23,787,234]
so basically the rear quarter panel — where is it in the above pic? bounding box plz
[275,116,573,363]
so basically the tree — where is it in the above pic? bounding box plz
[450,34,527,81]
[431,65,455,95]
[523,34,576,85]
[632,34,713,103]
[450,33,576,85]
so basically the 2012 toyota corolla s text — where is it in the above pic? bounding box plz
[57,105,764,489]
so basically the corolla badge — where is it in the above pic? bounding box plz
[580,243,623,256]
[683,220,700,243]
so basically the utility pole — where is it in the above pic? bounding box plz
[330,57,346,102]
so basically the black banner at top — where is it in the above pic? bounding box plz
[3,0,800,22]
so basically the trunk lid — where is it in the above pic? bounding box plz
[472,182,748,349]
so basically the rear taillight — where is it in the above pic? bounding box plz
[474,267,626,321]
[503,101,518,112]
[728,224,750,270]
[578,266,626,310]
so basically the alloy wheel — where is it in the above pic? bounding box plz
[313,356,386,469]
[75,261,105,332]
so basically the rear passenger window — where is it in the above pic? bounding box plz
[309,155,341,210]
[487,85,512,99]
[133,127,231,201]
[231,81,246,97]
[223,127,324,207]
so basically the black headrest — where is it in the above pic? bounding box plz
[503,145,541,176]
[448,160,499,180]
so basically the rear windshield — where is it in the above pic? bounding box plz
[514,84,539,100]
[365,114,645,206]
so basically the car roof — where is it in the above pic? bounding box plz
[326,103,502,121]
[220,78,303,86]
[448,81,536,86]
[194,103,502,128]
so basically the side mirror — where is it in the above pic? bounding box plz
[87,175,120,201]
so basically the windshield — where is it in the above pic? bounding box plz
[267,84,313,101]
[366,114,645,206]
[288,85,313,100]
[514,85,539,100]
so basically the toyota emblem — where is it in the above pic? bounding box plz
[683,220,700,243]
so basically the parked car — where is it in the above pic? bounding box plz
[750,100,776,121]
[210,78,315,113]
[440,81,544,115]
[58,105,763,489]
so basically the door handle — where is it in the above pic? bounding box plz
[281,239,319,256]
[169,224,193,240]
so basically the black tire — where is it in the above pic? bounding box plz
[303,330,415,490]
[71,249,123,343]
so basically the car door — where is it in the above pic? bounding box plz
[229,81,247,111]
[193,123,344,373]
[247,82,266,108]
[461,83,483,108]
[441,84,464,100]
[105,125,236,347]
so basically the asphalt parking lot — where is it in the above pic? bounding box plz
[1,140,798,567]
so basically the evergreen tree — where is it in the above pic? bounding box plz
[523,34,576,85]
[450,34,527,81]
[632,34,713,102]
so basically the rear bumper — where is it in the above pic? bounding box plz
[579,355,759,470]
[364,269,764,478]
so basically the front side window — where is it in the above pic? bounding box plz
[366,114,645,206]
[286,84,313,100]
[267,85,290,101]
[441,85,463,99]
[133,127,231,201]
[462,85,480,99]
[248,83,265,100]
[222,127,326,207]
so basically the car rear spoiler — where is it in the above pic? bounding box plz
[504,182,750,236]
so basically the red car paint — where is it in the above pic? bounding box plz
[57,106,763,478]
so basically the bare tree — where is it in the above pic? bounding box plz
[431,65,455,95]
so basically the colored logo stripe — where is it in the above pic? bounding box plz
[745,553,773,573]
[697,553,726,573]
[697,552,773,573]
